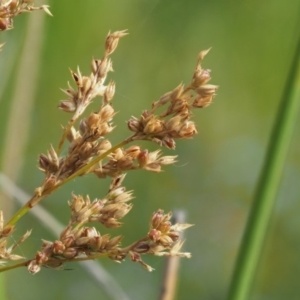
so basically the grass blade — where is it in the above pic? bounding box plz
[228,35,300,300]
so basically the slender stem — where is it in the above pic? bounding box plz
[0,261,28,273]
[0,254,108,273]
[227,35,300,299]
[5,200,33,227]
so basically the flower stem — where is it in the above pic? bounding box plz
[227,36,300,299]
[0,261,28,273]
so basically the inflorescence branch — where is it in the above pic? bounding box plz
[0,23,218,273]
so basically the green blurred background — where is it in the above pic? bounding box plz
[0,0,300,299]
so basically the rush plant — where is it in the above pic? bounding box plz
[0,1,218,275]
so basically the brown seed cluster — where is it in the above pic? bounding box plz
[0,29,217,272]
[31,32,216,272]
[94,147,177,178]
[36,29,183,198]
[127,49,218,149]
[28,175,131,273]
[28,175,192,273]
[126,210,193,272]
[58,30,127,118]
[0,0,51,31]
[37,31,128,196]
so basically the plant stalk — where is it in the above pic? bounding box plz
[227,36,300,299]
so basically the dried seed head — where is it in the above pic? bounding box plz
[177,121,197,138]
[192,68,212,88]
[155,91,172,107]
[157,155,177,165]
[143,116,164,135]
[150,210,164,229]
[61,234,74,248]
[161,136,176,149]
[80,76,92,95]
[102,218,122,228]
[8,0,18,10]
[111,190,134,203]
[52,241,65,255]
[71,69,82,87]
[35,251,49,265]
[148,229,161,242]
[192,94,214,108]
[107,186,126,200]
[125,145,141,158]
[170,83,185,101]
[158,235,174,247]
[127,117,142,132]
[88,236,102,250]
[104,81,116,103]
[91,59,100,73]
[96,139,112,154]
[28,260,41,274]
[105,235,122,250]
[99,104,115,121]
[41,174,57,192]
[63,247,78,259]
[167,231,180,242]
[69,194,85,213]
[75,236,90,246]
[105,30,128,56]
[84,227,99,238]
[66,126,80,142]
[98,57,113,78]
[195,84,218,97]
[165,115,182,131]
[129,250,141,262]
[114,203,132,219]
[137,150,148,168]
[79,119,88,135]
[116,156,134,170]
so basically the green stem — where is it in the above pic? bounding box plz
[0,261,27,273]
[0,253,109,273]
[228,36,300,299]
[5,204,32,227]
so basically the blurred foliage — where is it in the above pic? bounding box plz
[0,0,299,299]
